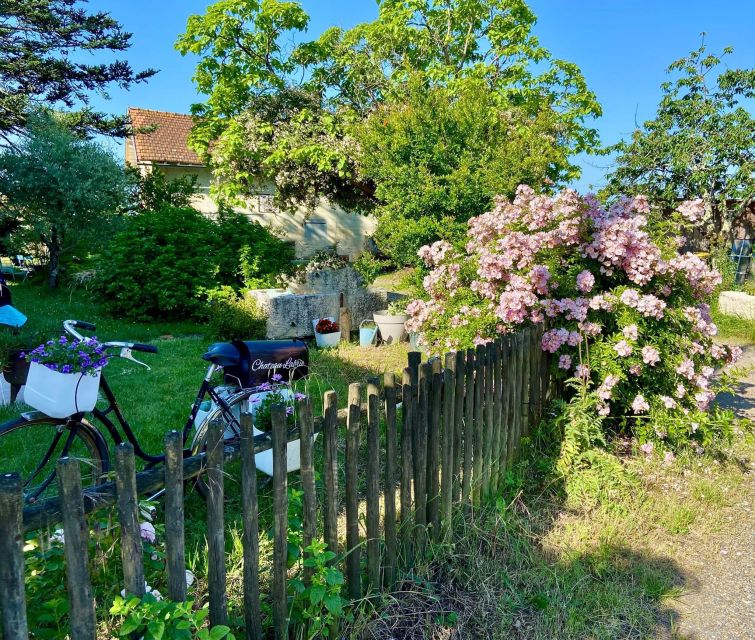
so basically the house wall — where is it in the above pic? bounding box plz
[152,164,377,260]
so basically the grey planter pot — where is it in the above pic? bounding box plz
[373,310,408,344]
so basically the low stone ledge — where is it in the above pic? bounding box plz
[718,290,755,320]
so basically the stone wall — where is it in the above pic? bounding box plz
[249,265,402,339]
[718,291,755,320]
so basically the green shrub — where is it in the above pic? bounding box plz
[96,207,294,320]
[352,251,389,285]
[204,286,267,341]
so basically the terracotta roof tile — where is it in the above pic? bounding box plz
[128,107,203,166]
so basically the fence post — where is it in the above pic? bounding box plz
[427,361,442,536]
[383,372,398,589]
[57,457,96,640]
[0,473,28,640]
[164,430,186,603]
[490,340,503,496]
[115,443,145,599]
[472,344,485,504]
[462,348,475,507]
[452,350,465,502]
[499,337,512,486]
[440,352,455,536]
[400,367,414,563]
[323,391,339,561]
[415,362,430,550]
[521,327,532,437]
[483,342,495,500]
[513,332,525,461]
[240,413,263,640]
[299,397,317,586]
[271,405,289,640]
[206,418,228,628]
[507,333,519,466]
[366,380,381,591]
[345,383,362,599]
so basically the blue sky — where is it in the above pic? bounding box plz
[86,0,755,192]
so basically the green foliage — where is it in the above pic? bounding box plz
[357,78,577,265]
[177,0,600,228]
[352,252,389,285]
[0,112,128,287]
[127,167,198,211]
[96,207,293,321]
[203,286,267,341]
[289,540,350,639]
[110,596,234,640]
[604,42,755,241]
[0,0,155,141]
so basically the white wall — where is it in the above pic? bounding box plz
[153,164,376,259]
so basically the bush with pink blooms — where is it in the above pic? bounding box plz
[407,185,742,451]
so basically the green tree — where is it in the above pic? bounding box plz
[0,0,156,142]
[176,0,601,246]
[357,77,574,265]
[0,113,128,287]
[126,166,198,211]
[604,41,755,241]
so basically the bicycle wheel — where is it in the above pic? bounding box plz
[190,387,257,498]
[0,414,109,504]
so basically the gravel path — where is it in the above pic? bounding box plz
[670,345,755,640]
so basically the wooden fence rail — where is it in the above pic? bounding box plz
[0,325,551,640]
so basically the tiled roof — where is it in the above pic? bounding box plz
[128,107,204,166]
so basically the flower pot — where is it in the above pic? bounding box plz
[23,361,101,418]
[2,352,29,386]
[312,317,341,348]
[373,310,408,344]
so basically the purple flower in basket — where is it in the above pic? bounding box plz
[271,373,283,382]
[25,335,108,376]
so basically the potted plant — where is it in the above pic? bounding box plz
[312,317,341,348]
[22,335,108,418]
[373,300,409,344]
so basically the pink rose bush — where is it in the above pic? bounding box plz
[408,185,740,449]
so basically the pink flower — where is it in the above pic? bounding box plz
[629,364,642,376]
[641,346,660,366]
[576,270,595,293]
[729,345,743,363]
[558,354,572,370]
[677,199,705,224]
[140,522,156,544]
[597,374,620,400]
[597,402,610,416]
[675,358,695,380]
[622,324,638,341]
[663,450,676,465]
[660,396,676,409]
[614,340,633,357]
[675,384,686,398]
[640,442,654,455]
[631,394,650,413]
[575,364,590,378]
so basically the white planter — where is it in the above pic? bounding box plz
[374,311,409,344]
[23,362,101,418]
[312,317,341,348]
[253,429,320,477]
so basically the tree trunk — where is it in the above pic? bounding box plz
[47,229,60,289]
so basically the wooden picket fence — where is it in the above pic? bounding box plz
[0,325,551,640]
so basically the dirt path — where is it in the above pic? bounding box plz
[669,345,755,640]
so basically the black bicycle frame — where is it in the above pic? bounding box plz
[89,371,239,466]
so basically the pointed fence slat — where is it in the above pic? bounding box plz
[366,380,381,591]
[164,430,186,603]
[271,405,289,640]
[472,344,486,504]
[400,367,415,557]
[414,363,430,549]
[345,383,362,599]
[115,443,145,599]
[0,473,28,640]
[206,419,228,628]
[299,397,317,585]
[322,391,339,560]
[440,352,456,535]
[483,342,495,500]
[427,365,442,535]
[57,457,96,640]
[240,413,263,640]
[383,372,398,588]
[462,348,475,506]
[452,350,465,502]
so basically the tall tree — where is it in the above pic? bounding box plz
[0,0,156,142]
[0,113,128,287]
[604,42,755,241]
[177,0,601,235]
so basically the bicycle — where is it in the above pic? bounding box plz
[0,319,287,504]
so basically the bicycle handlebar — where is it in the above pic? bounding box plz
[63,320,159,356]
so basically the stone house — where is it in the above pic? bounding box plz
[126,107,376,259]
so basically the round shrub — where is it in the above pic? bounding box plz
[97,207,294,320]
[204,286,267,341]
[407,186,740,450]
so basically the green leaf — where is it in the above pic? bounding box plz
[323,594,343,616]
[209,625,232,640]
[147,619,165,640]
[309,584,326,605]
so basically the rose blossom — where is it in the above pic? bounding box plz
[641,346,660,366]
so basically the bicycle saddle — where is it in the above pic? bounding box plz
[202,342,242,367]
